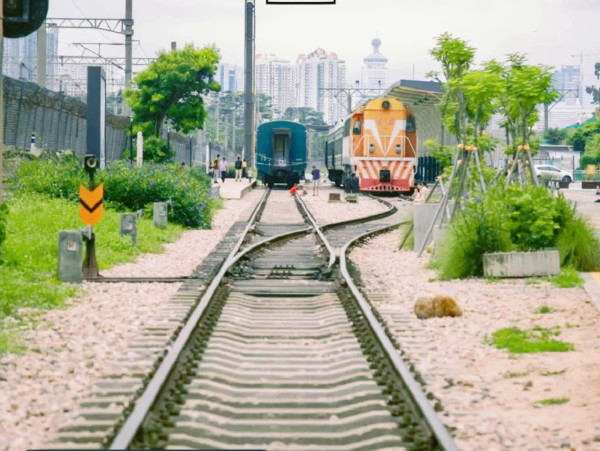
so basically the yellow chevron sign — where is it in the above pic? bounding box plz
[79,184,104,226]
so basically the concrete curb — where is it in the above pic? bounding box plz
[580,272,600,313]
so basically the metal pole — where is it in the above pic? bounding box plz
[36,20,46,88]
[244,0,255,164]
[124,0,133,114]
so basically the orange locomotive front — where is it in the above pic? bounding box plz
[350,98,417,192]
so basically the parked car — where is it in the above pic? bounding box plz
[534,165,573,183]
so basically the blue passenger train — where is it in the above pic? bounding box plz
[256,121,307,188]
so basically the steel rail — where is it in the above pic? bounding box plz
[338,223,459,451]
[108,189,269,449]
[295,196,336,271]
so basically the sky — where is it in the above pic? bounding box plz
[47,0,600,92]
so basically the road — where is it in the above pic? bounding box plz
[562,183,600,311]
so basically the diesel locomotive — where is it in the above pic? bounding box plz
[256,120,307,188]
[325,97,417,193]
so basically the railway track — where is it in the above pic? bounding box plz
[49,189,457,450]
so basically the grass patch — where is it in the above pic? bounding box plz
[565,323,580,329]
[0,192,186,356]
[540,369,566,376]
[491,326,574,353]
[502,371,529,379]
[537,305,554,314]
[485,277,500,283]
[544,266,583,288]
[536,397,569,406]
[525,278,541,285]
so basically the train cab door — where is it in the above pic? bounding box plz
[272,129,291,168]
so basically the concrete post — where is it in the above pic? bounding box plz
[58,231,83,283]
[153,202,168,228]
[136,131,143,167]
[120,213,137,244]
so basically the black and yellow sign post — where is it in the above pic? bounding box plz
[80,155,103,278]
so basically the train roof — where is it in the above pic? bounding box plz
[257,120,306,131]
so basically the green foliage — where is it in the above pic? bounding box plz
[544,267,583,288]
[555,216,600,271]
[125,44,220,137]
[543,128,567,144]
[0,202,8,260]
[567,118,600,152]
[537,305,554,314]
[0,192,186,355]
[434,190,513,278]
[10,158,214,228]
[434,184,596,278]
[491,326,574,353]
[424,139,454,169]
[97,161,213,228]
[536,398,569,405]
[142,136,174,163]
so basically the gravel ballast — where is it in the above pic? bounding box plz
[1,183,599,451]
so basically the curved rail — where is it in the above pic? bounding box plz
[109,189,271,449]
[338,223,459,451]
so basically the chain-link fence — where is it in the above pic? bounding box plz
[3,77,128,160]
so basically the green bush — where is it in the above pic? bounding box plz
[434,184,597,278]
[97,161,213,228]
[0,202,8,261]
[142,136,174,163]
[555,216,600,271]
[10,157,214,228]
[434,190,513,278]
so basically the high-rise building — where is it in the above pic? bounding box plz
[217,62,243,93]
[361,38,388,90]
[255,54,292,118]
[2,24,59,90]
[552,65,581,106]
[294,48,346,124]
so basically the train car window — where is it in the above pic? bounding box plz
[353,120,362,135]
[344,119,351,136]
[406,115,416,133]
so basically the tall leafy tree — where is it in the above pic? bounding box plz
[429,32,475,144]
[125,44,221,137]
[585,62,600,115]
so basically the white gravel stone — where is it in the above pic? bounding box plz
[349,230,600,451]
[0,186,384,451]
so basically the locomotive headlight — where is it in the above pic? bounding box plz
[395,143,402,153]
[369,143,375,153]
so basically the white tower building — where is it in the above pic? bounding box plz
[361,38,388,90]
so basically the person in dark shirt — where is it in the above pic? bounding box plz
[311,166,320,196]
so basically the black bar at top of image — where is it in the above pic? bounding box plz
[266,0,335,4]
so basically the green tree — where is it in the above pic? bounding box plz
[585,62,600,115]
[282,107,326,126]
[125,44,221,137]
[543,128,567,144]
[429,32,475,144]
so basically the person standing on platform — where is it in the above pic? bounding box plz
[219,158,229,183]
[234,156,243,182]
[242,158,248,181]
[212,154,220,184]
[311,165,320,196]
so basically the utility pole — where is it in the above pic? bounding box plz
[244,0,255,163]
[124,0,133,114]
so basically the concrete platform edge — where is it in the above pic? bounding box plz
[580,272,600,313]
